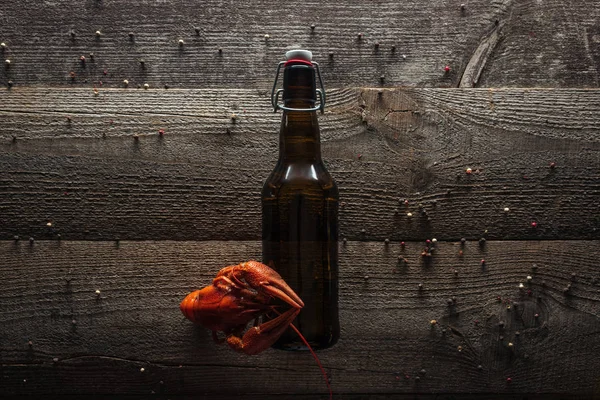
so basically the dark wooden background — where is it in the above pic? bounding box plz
[1,0,599,398]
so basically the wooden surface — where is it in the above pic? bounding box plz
[1,87,599,241]
[1,0,600,88]
[2,0,600,398]
[1,240,600,397]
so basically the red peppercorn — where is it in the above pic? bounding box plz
[158,129,165,136]
[506,377,512,383]
[444,65,450,72]
[531,221,537,228]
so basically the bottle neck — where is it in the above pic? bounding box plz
[278,63,321,163]
[279,104,321,163]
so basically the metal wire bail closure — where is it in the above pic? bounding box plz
[271,60,326,114]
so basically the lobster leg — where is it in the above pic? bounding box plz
[226,307,300,355]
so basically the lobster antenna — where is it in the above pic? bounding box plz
[289,322,332,400]
[270,309,332,399]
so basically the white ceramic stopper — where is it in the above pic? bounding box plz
[285,49,313,61]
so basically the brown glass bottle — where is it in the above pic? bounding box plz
[262,52,339,351]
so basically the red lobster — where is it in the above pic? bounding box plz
[180,260,332,398]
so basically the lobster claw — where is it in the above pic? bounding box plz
[219,261,304,309]
[213,261,305,354]
[227,307,301,355]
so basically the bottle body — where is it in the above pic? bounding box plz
[262,55,339,351]
[262,154,339,350]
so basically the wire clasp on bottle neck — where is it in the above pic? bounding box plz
[271,61,326,113]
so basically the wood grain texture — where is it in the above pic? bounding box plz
[1,240,599,396]
[1,87,599,241]
[0,0,599,88]
[2,397,594,400]
[2,1,599,399]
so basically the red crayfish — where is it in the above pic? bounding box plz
[180,260,332,398]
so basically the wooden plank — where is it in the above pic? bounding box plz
[1,240,599,396]
[0,0,599,88]
[1,88,599,241]
[1,397,593,400]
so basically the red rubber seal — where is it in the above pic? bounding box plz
[284,58,314,67]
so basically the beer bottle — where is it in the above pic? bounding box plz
[262,50,339,351]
